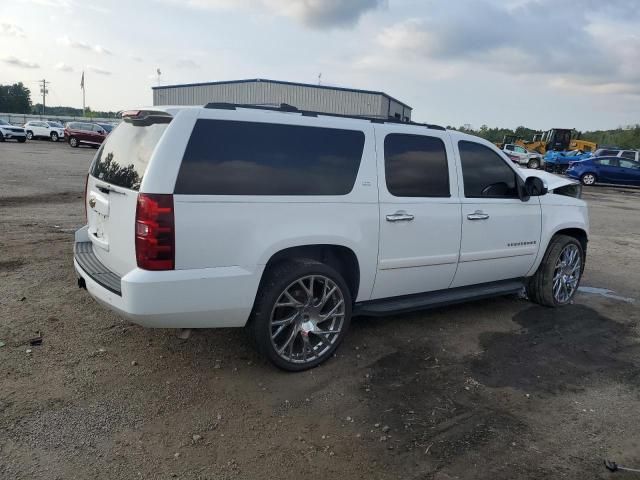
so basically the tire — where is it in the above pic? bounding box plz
[26,131,33,140]
[0,133,4,142]
[527,235,584,307]
[50,132,59,142]
[248,259,352,371]
[580,173,596,185]
[527,158,540,169]
[69,136,79,148]
[17,137,26,143]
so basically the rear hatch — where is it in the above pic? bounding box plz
[86,111,172,276]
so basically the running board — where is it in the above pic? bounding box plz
[354,279,525,317]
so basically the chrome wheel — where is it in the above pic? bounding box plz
[70,137,78,147]
[552,244,581,303]
[528,158,540,169]
[581,173,595,185]
[270,275,345,365]
[26,131,33,140]
[51,132,58,142]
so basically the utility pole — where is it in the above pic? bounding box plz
[39,79,48,117]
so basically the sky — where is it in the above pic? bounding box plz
[2,0,639,130]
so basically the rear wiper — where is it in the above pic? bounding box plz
[95,183,126,195]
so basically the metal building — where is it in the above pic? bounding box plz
[152,78,412,121]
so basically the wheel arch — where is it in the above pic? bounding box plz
[527,226,588,276]
[259,244,361,303]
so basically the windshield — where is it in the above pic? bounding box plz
[0,119,9,126]
[90,119,171,190]
[47,121,63,128]
[98,123,114,133]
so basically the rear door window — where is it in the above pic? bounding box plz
[595,158,618,166]
[459,141,519,198]
[621,151,637,160]
[384,133,450,197]
[619,159,639,170]
[90,118,171,190]
[175,119,365,195]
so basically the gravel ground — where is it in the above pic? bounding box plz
[1,140,639,479]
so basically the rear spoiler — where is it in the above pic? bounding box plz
[121,110,172,126]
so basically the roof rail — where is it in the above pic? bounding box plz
[203,102,445,131]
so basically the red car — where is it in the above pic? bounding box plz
[64,122,108,148]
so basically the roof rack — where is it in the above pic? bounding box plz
[203,102,445,131]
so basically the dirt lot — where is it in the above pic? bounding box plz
[1,140,639,479]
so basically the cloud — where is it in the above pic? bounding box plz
[87,65,111,75]
[3,56,39,69]
[55,62,74,72]
[173,0,385,28]
[57,35,113,55]
[0,22,25,37]
[370,0,640,95]
[175,58,200,69]
[130,55,143,62]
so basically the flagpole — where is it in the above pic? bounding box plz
[81,71,85,117]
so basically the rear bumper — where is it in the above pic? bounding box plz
[74,226,262,328]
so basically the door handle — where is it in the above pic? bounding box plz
[467,210,490,220]
[386,211,414,222]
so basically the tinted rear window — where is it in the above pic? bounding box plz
[175,119,365,195]
[384,133,449,197]
[90,121,169,190]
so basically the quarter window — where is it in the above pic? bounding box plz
[175,120,365,195]
[384,134,450,197]
[620,151,637,160]
[459,141,519,198]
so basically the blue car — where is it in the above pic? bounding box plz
[544,150,592,174]
[566,156,640,186]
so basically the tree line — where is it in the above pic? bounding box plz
[447,124,640,150]
[0,82,117,118]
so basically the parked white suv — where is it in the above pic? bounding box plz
[24,120,65,142]
[74,105,589,371]
[502,143,544,169]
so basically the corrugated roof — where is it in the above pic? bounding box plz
[151,78,412,110]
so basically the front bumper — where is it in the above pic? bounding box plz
[73,226,262,328]
[1,130,26,139]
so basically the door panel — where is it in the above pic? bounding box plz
[372,128,461,300]
[452,198,541,287]
[451,139,542,288]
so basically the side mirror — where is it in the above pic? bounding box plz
[525,176,548,197]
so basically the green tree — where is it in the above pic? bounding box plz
[0,82,32,113]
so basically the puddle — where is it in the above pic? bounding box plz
[578,286,636,303]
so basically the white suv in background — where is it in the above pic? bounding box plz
[24,120,65,142]
[74,105,589,371]
[502,143,544,169]
[0,119,26,142]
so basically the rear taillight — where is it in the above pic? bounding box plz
[135,194,175,271]
[83,174,89,222]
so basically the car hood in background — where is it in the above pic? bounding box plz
[520,168,578,191]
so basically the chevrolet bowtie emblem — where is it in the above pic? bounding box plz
[88,197,96,208]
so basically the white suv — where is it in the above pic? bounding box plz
[74,105,589,371]
[24,120,65,142]
[502,143,544,169]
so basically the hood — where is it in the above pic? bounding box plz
[0,124,24,131]
[519,168,578,191]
